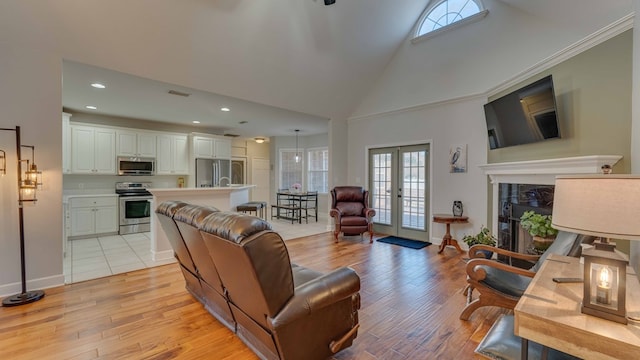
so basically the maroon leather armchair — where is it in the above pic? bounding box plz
[330,186,376,243]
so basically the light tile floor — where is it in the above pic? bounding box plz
[64,217,331,284]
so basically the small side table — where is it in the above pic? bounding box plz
[433,213,468,254]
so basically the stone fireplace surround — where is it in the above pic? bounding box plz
[480,155,623,252]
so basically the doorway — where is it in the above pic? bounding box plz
[251,157,270,203]
[369,144,430,241]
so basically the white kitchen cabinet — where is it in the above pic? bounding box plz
[193,136,214,158]
[156,134,189,175]
[117,130,156,157]
[62,113,72,174]
[193,135,231,159]
[69,196,118,238]
[214,138,232,159]
[71,125,116,174]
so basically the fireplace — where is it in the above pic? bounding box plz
[497,183,554,267]
[481,155,622,266]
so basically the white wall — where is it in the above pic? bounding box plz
[0,45,64,295]
[351,0,623,118]
[347,96,488,243]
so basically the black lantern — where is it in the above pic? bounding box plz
[581,240,628,324]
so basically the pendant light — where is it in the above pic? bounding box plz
[294,129,300,163]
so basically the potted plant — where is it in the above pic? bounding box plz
[462,225,497,259]
[519,210,558,252]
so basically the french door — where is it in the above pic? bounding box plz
[369,144,430,241]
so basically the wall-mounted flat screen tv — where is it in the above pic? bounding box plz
[484,75,561,150]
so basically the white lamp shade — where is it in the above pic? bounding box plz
[552,175,640,240]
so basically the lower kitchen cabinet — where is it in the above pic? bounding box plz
[69,196,118,238]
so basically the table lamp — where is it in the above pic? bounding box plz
[552,175,640,324]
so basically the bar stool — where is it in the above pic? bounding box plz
[236,202,265,219]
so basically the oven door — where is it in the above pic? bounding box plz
[119,196,152,226]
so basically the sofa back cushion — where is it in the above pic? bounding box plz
[174,204,223,290]
[156,201,194,272]
[200,212,292,329]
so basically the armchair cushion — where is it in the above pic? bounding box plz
[336,202,365,217]
[480,267,531,298]
[341,215,369,226]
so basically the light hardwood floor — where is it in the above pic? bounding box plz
[0,232,508,359]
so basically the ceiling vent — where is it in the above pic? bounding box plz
[223,133,240,138]
[168,90,191,97]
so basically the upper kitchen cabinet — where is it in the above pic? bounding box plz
[71,125,116,174]
[192,135,231,160]
[117,130,156,158]
[62,113,72,174]
[156,134,189,175]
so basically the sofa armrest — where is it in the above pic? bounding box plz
[269,267,360,328]
[329,208,342,220]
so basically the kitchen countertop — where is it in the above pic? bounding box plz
[148,185,255,196]
[62,190,118,204]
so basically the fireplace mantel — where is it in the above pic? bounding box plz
[481,155,622,238]
[480,155,623,186]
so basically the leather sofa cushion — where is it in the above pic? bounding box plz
[200,211,272,243]
[292,263,323,286]
[341,215,368,226]
[336,203,364,217]
[174,204,220,227]
[156,200,189,217]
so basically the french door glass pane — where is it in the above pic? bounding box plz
[402,150,425,230]
[372,153,392,225]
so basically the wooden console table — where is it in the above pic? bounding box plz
[432,213,468,254]
[515,254,640,360]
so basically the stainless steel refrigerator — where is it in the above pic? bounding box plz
[195,158,231,187]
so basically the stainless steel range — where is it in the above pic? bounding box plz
[116,182,152,235]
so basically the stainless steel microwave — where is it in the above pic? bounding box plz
[117,157,155,175]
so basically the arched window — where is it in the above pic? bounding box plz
[413,0,488,42]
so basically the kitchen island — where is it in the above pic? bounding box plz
[148,185,255,261]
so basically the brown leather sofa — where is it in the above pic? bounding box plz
[329,186,376,243]
[156,201,362,360]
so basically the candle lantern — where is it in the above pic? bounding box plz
[551,175,640,325]
[581,240,628,324]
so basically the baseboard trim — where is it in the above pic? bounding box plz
[0,274,65,298]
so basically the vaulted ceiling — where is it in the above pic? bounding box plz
[0,0,633,138]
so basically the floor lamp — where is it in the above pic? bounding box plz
[1,126,45,306]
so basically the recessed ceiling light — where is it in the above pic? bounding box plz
[221,107,230,112]
[85,105,97,110]
[192,121,200,124]
[91,83,106,89]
